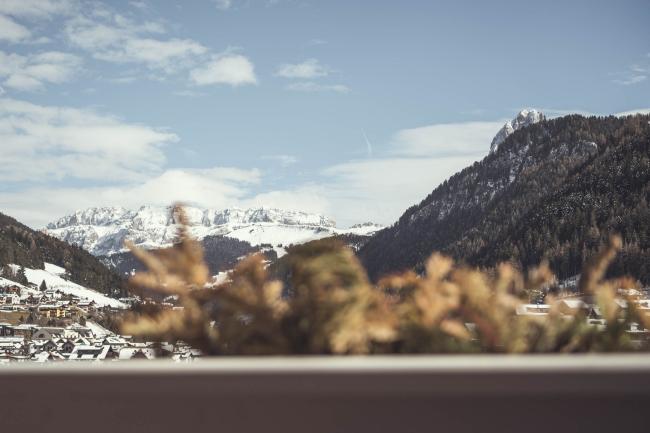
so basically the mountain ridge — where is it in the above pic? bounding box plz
[359,113,650,283]
[45,205,384,258]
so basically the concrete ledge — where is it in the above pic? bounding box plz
[1,354,649,433]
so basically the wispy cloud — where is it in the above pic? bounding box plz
[64,8,206,73]
[212,0,233,10]
[613,73,647,85]
[0,0,76,43]
[0,98,177,182]
[0,0,76,19]
[0,97,265,227]
[612,55,649,85]
[0,50,82,91]
[243,185,330,218]
[286,81,349,93]
[59,2,261,87]
[276,58,330,79]
[173,89,207,97]
[277,58,349,93]
[129,1,149,10]
[306,39,327,46]
[262,154,298,167]
[391,120,503,157]
[0,14,31,42]
[189,53,257,86]
[108,76,137,84]
[319,156,477,226]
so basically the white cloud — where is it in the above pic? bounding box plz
[98,37,206,71]
[3,74,42,91]
[306,39,327,46]
[244,185,330,217]
[319,156,480,226]
[190,54,257,86]
[59,2,258,85]
[276,58,330,79]
[212,0,233,10]
[612,57,649,85]
[277,59,349,93]
[114,167,259,207]
[27,36,53,45]
[108,76,137,84]
[0,0,76,19]
[65,14,206,73]
[614,74,647,85]
[261,154,298,166]
[0,14,31,42]
[0,167,261,228]
[286,81,350,93]
[0,0,75,43]
[0,50,82,91]
[0,98,177,182]
[129,1,149,10]
[173,89,206,97]
[391,120,504,157]
[0,97,266,228]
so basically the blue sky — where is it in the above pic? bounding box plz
[0,0,648,227]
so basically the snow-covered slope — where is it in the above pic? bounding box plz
[0,276,40,298]
[8,263,127,308]
[490,109,545,154]
[85,320,114,338]
[45,206,384,257]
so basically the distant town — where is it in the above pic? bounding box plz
[0,263,199,363]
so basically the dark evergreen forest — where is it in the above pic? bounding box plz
[359,114,650,284]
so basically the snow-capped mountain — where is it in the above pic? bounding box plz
[490,109,545,154]
[45,206,384,257]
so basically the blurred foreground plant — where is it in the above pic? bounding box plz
[122,206,648,355]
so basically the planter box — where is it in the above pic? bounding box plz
[1,354,649,433]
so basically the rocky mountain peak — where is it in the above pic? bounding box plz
[490,109,545,154]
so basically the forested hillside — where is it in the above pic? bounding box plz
[359,114,650,284]
[0,212,127,297]
[102,235,272,276]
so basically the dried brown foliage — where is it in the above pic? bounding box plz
[122,208,648,355]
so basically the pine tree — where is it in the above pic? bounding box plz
[39,280,48,291]
[16,266,28,285]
